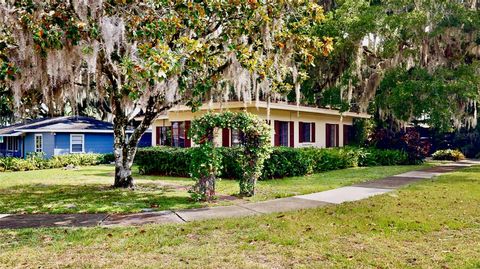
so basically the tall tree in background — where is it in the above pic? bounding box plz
[305,0,480,130]
[0,0,332,188]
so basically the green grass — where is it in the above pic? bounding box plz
[0,164,430,214]
[0,165,479,268]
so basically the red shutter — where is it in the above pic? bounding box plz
[312,123,316,143]
[289,121,294,148]
[184,121,191,148]
[343,125,349,146]
[274,121,280,146]
[222,128,230,147]
[326,124,331,148]
[156,127,161,146]
[335,124,340,147]
[170,125,174,146]
[298,122,304,143]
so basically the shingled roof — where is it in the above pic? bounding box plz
[0,116,116,136]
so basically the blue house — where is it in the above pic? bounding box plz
[0,116,151,158]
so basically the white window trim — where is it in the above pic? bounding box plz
[35,134,43,152]
[6,137,18,152]
[70,134,85,154]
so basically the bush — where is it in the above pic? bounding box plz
[135,146,410,179]
[369,128,430,164]
[0,153,109,172]
[432,149,465,161]
[358,148,409,166]
[135,147,191,176]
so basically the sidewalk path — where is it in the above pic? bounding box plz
[1,160,478,229]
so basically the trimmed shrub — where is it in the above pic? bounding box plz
[135,147,191,176]
[135,146,410,179]
[358,148,409,166]
[432,149,465,161]
[0,153,110,172]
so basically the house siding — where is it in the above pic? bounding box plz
[25,133,55,158]
[84,133,114,154]
[151,106,355,148]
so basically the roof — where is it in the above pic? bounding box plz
[157,101,371,119]
[0,116,151,136]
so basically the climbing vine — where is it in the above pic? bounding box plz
[189,112,272,201]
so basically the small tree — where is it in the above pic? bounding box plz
[0,0,332,188]
[189,112,272,201]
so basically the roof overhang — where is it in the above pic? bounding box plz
[167,101,371,119]
[0,132,23,137]
[16,128,151,134]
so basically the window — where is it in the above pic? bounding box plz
[343,125,354,146]
[6,137,19,151]
[70,134,84,153]
[299,122,315,143]
[172,122,185,148]
[326,124,339,148]
[231,129,244,147]
[156,126,171,146]
[35,134,43,152]
[279,121,289,146]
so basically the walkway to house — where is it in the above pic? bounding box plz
[1,160,479,229]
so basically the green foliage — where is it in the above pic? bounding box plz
[135,147,191,177]
[357,148,409,166]
[0,153,110,172]
[188,112,272,200]
[135,146,410,180]
[432,149,466,161]
[376,66,480,131]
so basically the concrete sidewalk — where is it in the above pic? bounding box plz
[0,160,478,229]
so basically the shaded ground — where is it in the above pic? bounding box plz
[0,164,431,214]
[0,165,479,268]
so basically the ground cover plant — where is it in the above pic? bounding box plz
[0,153,113,172]
[0,164,430,214]
[0,166,478,268]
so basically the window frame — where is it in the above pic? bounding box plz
[278,121,289,147]
[171,121,186,148]
[6,137,19,152]
[35,134,43,153]
[301,122,314,143]
[70,134,85,154]
[230,129,245,147]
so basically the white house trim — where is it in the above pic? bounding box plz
[70,134,85,154]
[34,134,43,153]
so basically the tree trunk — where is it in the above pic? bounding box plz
[112,117,137,188]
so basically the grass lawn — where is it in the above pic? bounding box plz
[0,165,478,268]
[0,164,430,214]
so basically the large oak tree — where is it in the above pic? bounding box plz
[0,0,332,188]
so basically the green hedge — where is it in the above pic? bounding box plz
[0,153,112,172]
[135,146,411,179]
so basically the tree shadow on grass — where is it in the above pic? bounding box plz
[0,183,202,214]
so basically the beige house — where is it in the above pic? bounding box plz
[151,101,370,148]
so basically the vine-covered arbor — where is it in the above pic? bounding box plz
[189,112,272,201]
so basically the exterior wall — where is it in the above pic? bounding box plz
[152,107,355,148]
[138,132,152,147]
[25,133,55,158]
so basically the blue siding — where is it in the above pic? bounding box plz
[84,133,114,154]
[14,131,151,158]
[24,133,54,158]
[138,132,152,147]
[43,133,55,158]
[54,133,70,155]
[24,133,35,157]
